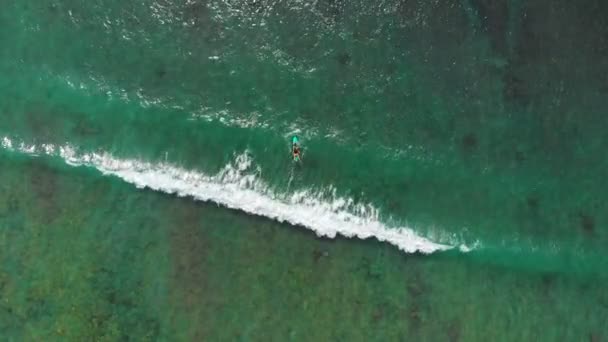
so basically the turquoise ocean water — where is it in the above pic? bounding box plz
[1,0,608,340]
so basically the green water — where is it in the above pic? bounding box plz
[1,0,608,340]
[3,154,608,340]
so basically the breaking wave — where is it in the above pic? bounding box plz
[1,136,471,254]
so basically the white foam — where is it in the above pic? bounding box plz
[1,136,464,254]
[2,137,12,149]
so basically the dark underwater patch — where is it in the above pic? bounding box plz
[578,212,595,234]
[461,132,478,151]
[526,195,539,213]
[155,65,167,79]
[470,0,509,55]
[337,51,351,66]
[502,72,529,106]
[26,161,60,224]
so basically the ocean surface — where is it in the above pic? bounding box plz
[1,0,608,340]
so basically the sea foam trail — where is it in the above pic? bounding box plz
[1,136,462,254]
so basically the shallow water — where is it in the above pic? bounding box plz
[1,0,608,340]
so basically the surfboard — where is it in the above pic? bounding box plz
[292,136,301,162]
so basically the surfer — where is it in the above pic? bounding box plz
[292,136,301,162]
